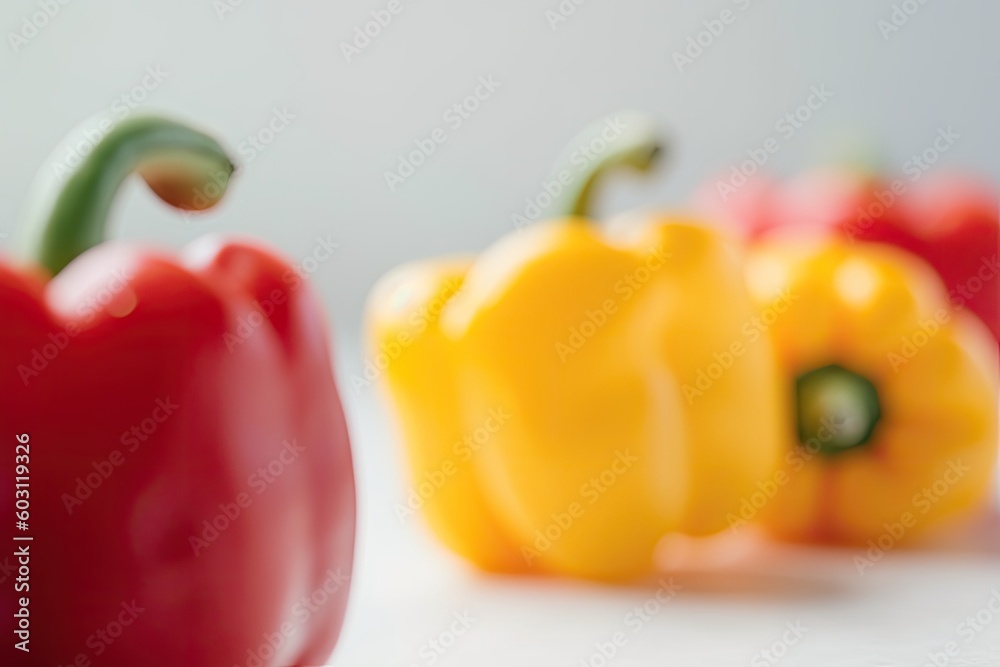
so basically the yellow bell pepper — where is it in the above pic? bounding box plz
[367,115,785,579]
[741,240,997,545]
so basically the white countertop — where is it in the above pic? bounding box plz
[331,344,1000,666]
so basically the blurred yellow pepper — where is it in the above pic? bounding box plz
[367,115,785,579]
[741,240,997,545]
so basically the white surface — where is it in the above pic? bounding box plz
[332,339,1000,666]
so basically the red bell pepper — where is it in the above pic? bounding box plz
[693,168,1000,343]
[2,115,355,665]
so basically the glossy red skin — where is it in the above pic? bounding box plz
[1,238,355,666]
[893,174,999,342]
[694,169,1000,343]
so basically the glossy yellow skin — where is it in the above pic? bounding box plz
[744,240,998,544]
[368,217,785,579]
[368,257,528,573]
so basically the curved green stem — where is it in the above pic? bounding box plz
[796,364,882,456]
[20,113,235,276]
[552,111,666,219]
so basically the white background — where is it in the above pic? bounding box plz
[0,0,998,337]
[1,1,998,664]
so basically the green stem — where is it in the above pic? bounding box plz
[553,111,666,219]
[20,113,235,276]
[796,364,882,456]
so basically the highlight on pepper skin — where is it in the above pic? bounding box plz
[367,110,997,584]
[741,240,997,546]
[1,114,356,667]
[367,113,789,581]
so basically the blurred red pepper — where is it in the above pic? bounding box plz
[1,115,355,666]
[693,168,1000,343]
